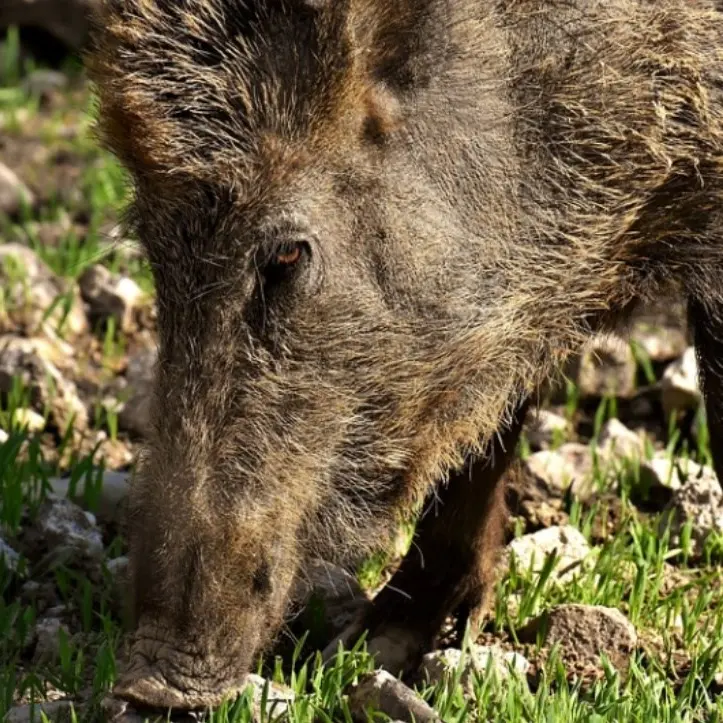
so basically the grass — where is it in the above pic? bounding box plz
[0,26,722,723]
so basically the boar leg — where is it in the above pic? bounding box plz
[688,298,723,484]
[345,398,529,675]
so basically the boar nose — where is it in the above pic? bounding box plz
[113,619,255,711]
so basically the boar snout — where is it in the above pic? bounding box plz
[115,472,300,711]
[113,619,257,710]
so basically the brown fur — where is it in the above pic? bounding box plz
[85,0,723,710]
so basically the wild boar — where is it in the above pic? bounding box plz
[85,0,723,710]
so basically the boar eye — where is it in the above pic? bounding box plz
[258,240,310,287]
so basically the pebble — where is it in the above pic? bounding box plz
[11,407,46,432]
[661,347,701,417]
[596,418,645,460]
[49,470,130,527]
[5,700,76,723]
[506,525,592,581]
[525,444,596,501]
[0,536,20,571]
[32,498,104,567]
[525,409,570,450]
[660,464,723,555]
[519,604,637,675]
[32,617,70,665]
[348,670,439,723]
[0,336,88,434]
[245,673,296,720]
[118,347,156,437]
[575,335,637,399]
[421,645,530,693]
[0,162,34,216]
[78,264,145,332]
[0,244,87,338]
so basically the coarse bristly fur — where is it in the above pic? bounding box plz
[85,0,723,710]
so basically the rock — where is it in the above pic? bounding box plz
[78,264,145,333]
[596,418,646,461]
[48,470,130,527]
[0,337,88,434]
[22,70,68,98]
[519,604,637,676]
[118,347,156,437]
[506,469,570,530]
[0,536,20,570]
[244,674,296,721]
[348,670,439,723]
[292,559,370,642]
[5,700,76,723]
[0,0,98,51]
[0,245,87,338]
[106,556,129,614]
[29,498,104,568]
[629,300,689,363]
[661,347,701,417]
[660,464,723,554]
[11,408,46,433]
[525,409,570,450]
[32,617,70,665]
[575,335,637,399]
[0,162,34,216]
[525,444,597,501]
[505,525,592,581]
[0,335,75,372]
[420,645,529,694]
[99,697,146,723]
[640,454,706,493]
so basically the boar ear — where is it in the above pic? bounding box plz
[84,0,192,180]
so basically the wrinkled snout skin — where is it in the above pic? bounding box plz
[85,0,723,711]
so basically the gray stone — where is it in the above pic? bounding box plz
[106,556,129,614]
[32,617,70,665]
[5,700,76,723]
[575,335,637,399]
[519,604,637,675]
[640,454,705,493]
[525,409,570,450]
[596,418,646,461]
[244,674,296,720]
[22,70,69,97]
[629,301,689,363]
[11,408,45,433]
[420,645,529,694]
[0,536,20,570]
[33,498,104,565]
[118,347,157,437]
[505,525,592,581]
[661,347,701,417]
[48,470,130,526]
[78,264,146,333]
[525,443,597,501]
[0,161,33,216]
[0,244,87,338]
[0,336,88,434]
[661,464,723,554]
[348,670,439,723]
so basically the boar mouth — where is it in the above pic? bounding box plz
[113,623,252,711]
